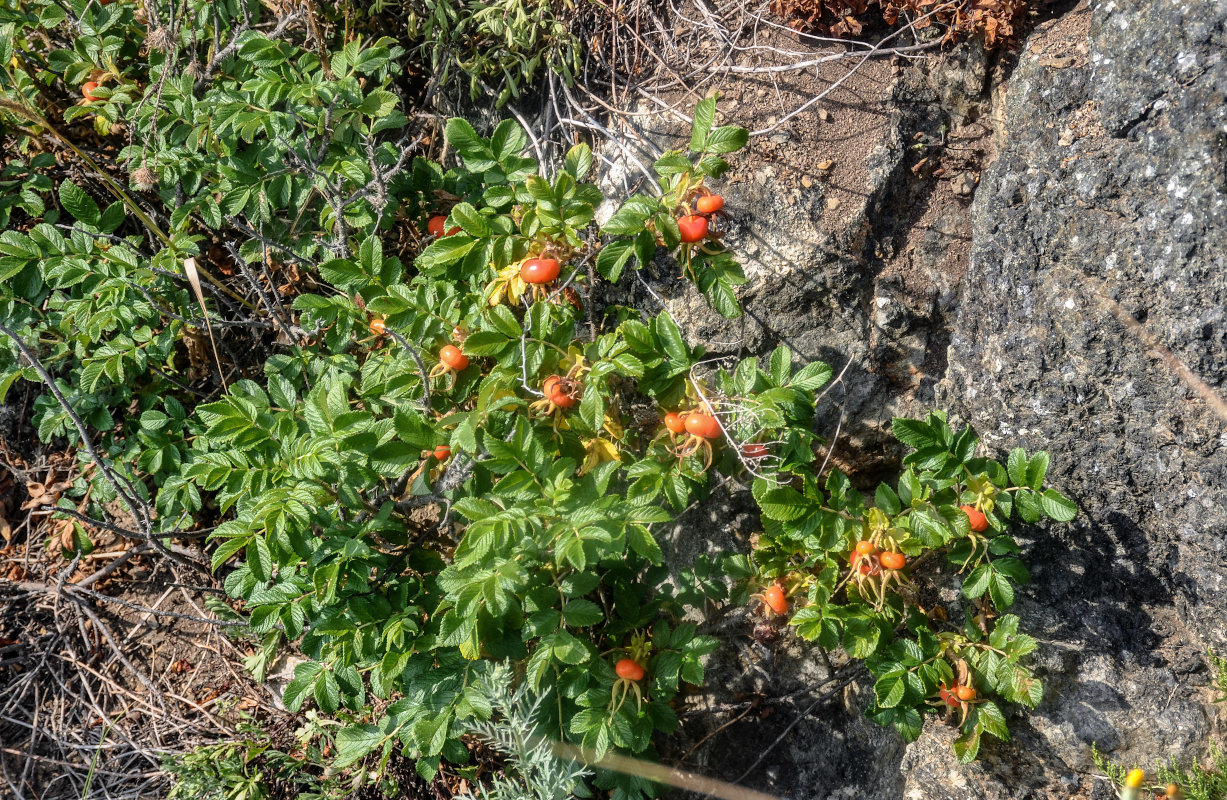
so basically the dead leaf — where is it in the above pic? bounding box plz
[57,519,75,552]
[182,326,210,382]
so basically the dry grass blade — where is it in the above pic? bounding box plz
[550,740,786,800]
[183,257,226,388]
[1077,271,1227,425]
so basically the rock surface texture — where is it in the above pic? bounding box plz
[600,0,1226,795]
[930,0,1227,794]
[652,0,1227,796]
[594,26,1001,800]
[595,39,994,479]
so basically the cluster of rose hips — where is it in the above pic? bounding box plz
[662,408,724,470]
[676,191,725,244]
[938,682,977,706]
[933,674,981,726]
[849,538,907,575]
[752,500,1000,627]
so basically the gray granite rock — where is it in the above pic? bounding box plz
[932,0,1227,791]
[596,0,1227,794]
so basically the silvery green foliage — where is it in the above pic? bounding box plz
[466,663,592,800]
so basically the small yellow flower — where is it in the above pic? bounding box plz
[1120,769,1146,800]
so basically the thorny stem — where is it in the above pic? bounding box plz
[385,329,433,414]
[0,95,259,314]
[0,323,150,535]
[0,324,212,576]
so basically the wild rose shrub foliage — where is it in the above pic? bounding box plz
[0,0,1075,793]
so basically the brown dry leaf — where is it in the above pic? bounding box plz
[20,481,45,510]
[207,243,235,276]
[171,659,194,674]
[182,325,211,381]
[57,519,75,552]
[24,480,75,513]
[276,263,301,296]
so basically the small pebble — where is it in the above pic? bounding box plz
[817,160,834,170]
[819,109,832,122]
[826,197,841,210]
[801,175,814,188]
[950,172,977,197]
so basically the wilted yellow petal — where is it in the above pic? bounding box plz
[486,280,507,307]
[579,437,620,475]
[602,415,624,438]
[509,275,528,305]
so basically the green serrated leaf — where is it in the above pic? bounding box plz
[562,599,604,627]
[1039,489,1076,522]
[333,724,385,769]
[59,180,100,226]
[703,125,748,154]
[690,97,716,152]
[892,417,937,451]
[977,701,1010,741]
[962,564,992,599]
[1006,448,1027,486]
[953,727,982,762]
[1026,452,1051,491]
[875,482,902,515]
[790,361,832,391]
[988,572,1015,609]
